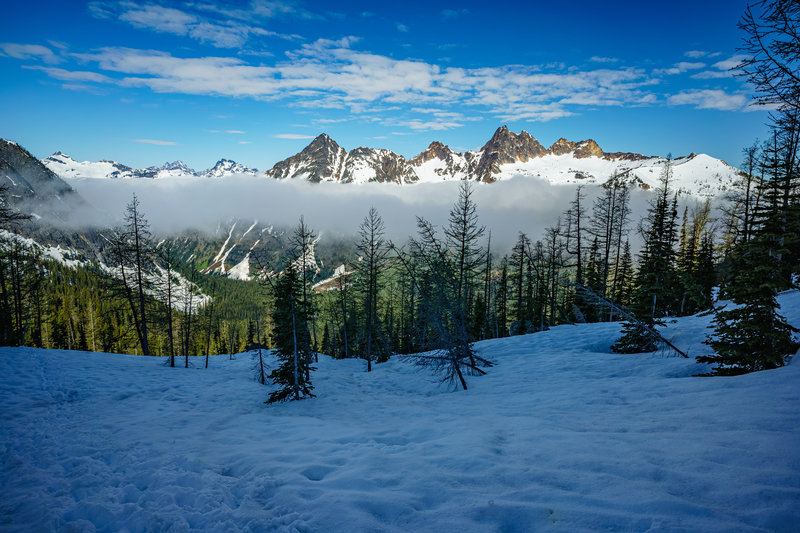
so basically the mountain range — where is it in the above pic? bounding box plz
[37,126,743,198]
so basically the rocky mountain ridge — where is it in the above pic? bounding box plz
[42,153,258,180]
[0,139,83,219]
[31,126,742,197]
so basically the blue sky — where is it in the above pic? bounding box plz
[0,0,772,170]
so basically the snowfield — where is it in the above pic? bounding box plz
[2,295,800,532]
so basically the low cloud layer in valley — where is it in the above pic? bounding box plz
[66,174,662,250]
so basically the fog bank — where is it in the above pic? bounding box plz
[66,175,658,250]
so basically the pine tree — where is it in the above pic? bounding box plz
[355,207,390,371]
[612,158,679,353]
[444,181,486,337]
[399,216,492,390]
[699,211,798,374]
[267,265,315,402]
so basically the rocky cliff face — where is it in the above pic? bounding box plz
[43,153,257,180]
[408,141,479,181]
[267,134,346,182]
[473,126,549,182]
[200,159,258,178]
[340,147,417,184]
[0,139,81,219]
[36,127,738,197]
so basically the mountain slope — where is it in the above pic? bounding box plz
[42,153,258,180]
[0,139,83,219]
[39,128,743,197]
[264,126,742,195]
[1,292,798,531]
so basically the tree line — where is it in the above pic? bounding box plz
[2,0,797,397]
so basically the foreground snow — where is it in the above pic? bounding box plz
[2,298,800,532]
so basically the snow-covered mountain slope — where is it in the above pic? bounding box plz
[1,229,208,310]
[2,294,799,532]
[494,152,739,196]
[199,220,272,280]
[36,127,742,198]
[267,127,743,196]
[0,139,81,217]
[42,153,258,180]
[200,159,258,178]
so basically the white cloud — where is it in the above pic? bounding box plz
[0,43,61,64]
[684,50,722,59]
[589,56,619,63]
[119,4,196,35]
[691,70,734,80]
[396,23,409,32]
[654,61,705,75]
[274,133,315,139]
[91,2,290,48]
[226,130,246,134]
[132,138,178,145]
[684,50,707,58]
[668,89,747,111]
[23,66,112,83]
[64,42,662,125]
[712,54,748,71]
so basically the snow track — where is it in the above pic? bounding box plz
[2,295,800,531]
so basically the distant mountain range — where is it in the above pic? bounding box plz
[43,154,258,180]
[37,126,743,198]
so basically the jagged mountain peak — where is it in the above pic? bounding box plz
[574,139,604,159]
[160,160,193,171]
[268,133,346,182]
[409,141,455,165]
[307,133,340,151]
[475,126,548,182]
[201,159,257,178]
[549,138,577,155]
[31,127,740,197]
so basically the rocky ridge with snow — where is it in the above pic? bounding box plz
[35,126,743,197]
[42,153,258,180]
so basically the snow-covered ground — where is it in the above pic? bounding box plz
[2,295,799,532]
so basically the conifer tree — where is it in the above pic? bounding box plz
[699,209,798,374]
[445,181,486,336]
[267,265,315,402]
[613,158,679,353]
[355,207,390,371]
[398,216,492,390]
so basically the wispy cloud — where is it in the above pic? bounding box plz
[23,66,112,83]
[589,56,619,63]
[691,70,734,80]
[441,9,469,19]
[668,89,747,111]
[8,33,756,134]
[132,138,178,145]
[88,1,298,48]
[684,50,721,59]
[274,133,315,139]
[712,54,748,71]
[654,61,706,75]
[67,40,658,125]
[396,23,409,32]
[0,43,61,63]
[226,130,246,134]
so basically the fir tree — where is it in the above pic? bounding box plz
[699,211,798,374]
[613,158,679,353]
[267,265,315,402]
